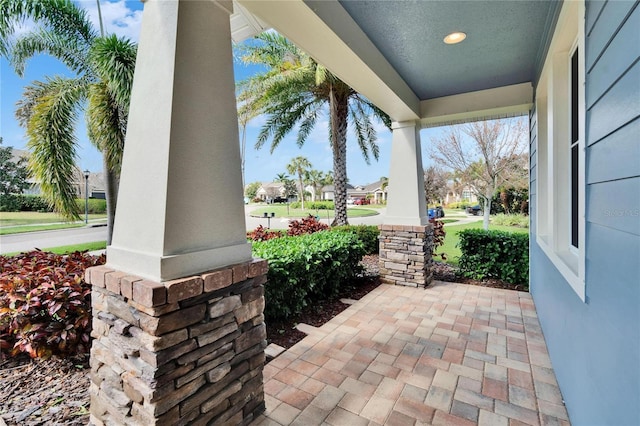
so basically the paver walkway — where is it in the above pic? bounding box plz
[252,281,570,425]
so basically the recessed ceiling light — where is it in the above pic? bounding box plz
[444,32,466,44]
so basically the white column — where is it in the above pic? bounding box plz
[385,121,428,226]
[107,0,252,282]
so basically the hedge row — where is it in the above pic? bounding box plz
[252,231,365,319]
[332,225,379,255]
[289,201,335,210]
[0,194,52,212]
[75,198,107,214]
[0,194,107,214]
[457,229,529,287]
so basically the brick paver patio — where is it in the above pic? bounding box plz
[252,281,570,425]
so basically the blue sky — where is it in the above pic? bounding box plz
[1,0,446,186]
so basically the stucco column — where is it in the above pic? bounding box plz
[107,0,251,282]
[379,121,433,287]
[385,121,428,225]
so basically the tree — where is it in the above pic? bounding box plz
[423,166,449,206]
[430,119,527,229]
[380,176,389,192]
[237,32,391,226]
[0,138,30,196]
[274,173,296,199]
[305,169,326,202]
[0,0,137,244]
[244,181,261,200]
[286,156,312,209]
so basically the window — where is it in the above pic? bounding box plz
[535,0,585,301]
[570,47,579,249]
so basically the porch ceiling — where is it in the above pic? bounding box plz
[233,0,561,125]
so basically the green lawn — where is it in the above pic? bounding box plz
[436,221,529,266]
[250,206,379,219]
[0,212,107,235]
[3,241,107,257]
[442,208,469,217]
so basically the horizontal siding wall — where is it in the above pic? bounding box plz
[531,1,640,425]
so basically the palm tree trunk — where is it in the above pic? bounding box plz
[330,86,349,226]
[298,172,305,210]
[103,156,118,245]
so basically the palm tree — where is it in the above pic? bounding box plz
[0,0,136,244]
[305,169,325,202]
[286,156,312,210]
[274,173,289,183]
[237,32,391,226]
[380,176,389,192]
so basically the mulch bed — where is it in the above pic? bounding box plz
[265,255,381,349]
[0,254,524,425]
[0,354,90,425]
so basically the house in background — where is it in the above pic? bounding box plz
[10,148,105,199]
[444,184,478,205]
[255,182,286,202]
[347,179,388,204]
[9,148,39,195]
[89,1,639,424]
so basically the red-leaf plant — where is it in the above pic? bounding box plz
[286,215,329,236]
[247,225,282,242]
[429,218,447,261]
[0,250,105,359]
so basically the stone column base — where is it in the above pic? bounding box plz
[379,224,434,288]
[86,259,268,425]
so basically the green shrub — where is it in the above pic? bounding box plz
[457,229,529,287]
[0,250,106,359]
[446,201,471,210]
[491,213,529,228]
[289,201,334,210]
[252,231,365,319]
[75,198,107,214]
[332,225,380,254]
[308,201,334,210]
[0,194,52,212]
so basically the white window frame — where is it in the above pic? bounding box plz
[535,0,586,301]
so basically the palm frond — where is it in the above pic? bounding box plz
[9,27,91,76]
[89,35,137,112]
[0,0,95,56]
[87,82,125,173]
[350,107,370,164]
[23,76,87,219]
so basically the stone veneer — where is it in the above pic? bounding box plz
[379,224,434,288]
[85,259,268,425]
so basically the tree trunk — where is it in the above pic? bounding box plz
[482,196,491,230]
[103,156,119,245]
[329,86,349,226]
[298,173,305,210]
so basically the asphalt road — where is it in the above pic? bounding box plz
[1,207,480,255]
[0,226,108,255]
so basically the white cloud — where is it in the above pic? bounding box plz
[79,0,142,41]
[12,19,36,37]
